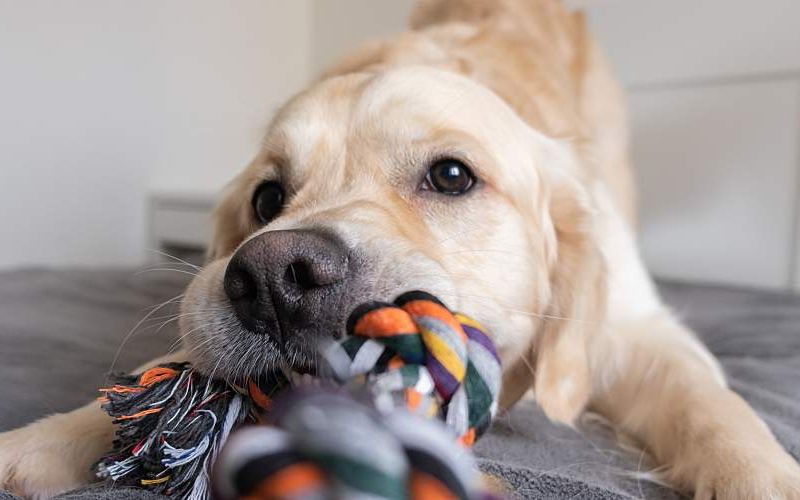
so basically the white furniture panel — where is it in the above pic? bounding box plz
[587,0,800,86]
[148,190,217,259]
[631,80,800,289]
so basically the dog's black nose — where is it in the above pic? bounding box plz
[223,229,349,341]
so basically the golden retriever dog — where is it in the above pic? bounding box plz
[2,0,799,498]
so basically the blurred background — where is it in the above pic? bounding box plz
[1,0,799,291]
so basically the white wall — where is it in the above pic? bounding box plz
[585,0,800,289]
[150,1,311,193]
[0,1,158,268]
[311,0,413,73]
[0,0,310,268]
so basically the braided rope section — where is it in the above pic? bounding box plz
[214,390,498,500]
[325,291,502,446]
[96,363,286,499]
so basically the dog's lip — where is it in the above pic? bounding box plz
[276,359,317,379]
[244,364,317,389]
[269,365,319,389]
[290,364,317,376]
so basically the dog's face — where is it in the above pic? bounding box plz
[180,66,596,385]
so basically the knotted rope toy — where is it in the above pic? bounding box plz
[326,291,502,446]
[96,291,502,499]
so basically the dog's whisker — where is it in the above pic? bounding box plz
[167,324,210,355]
[444,291,595,324]
[123,309,228,352]
[373,266,593,326]
[142,309,223,326]
[172,320,211,339]
[142,293,185,313]
[440,248,529,258]
[372,264,589,325]
[207,355,225,389]
[108,292,184,374]
[183,328,230,360]
[135,267,201,279]
[233,340,254,384]
[145,248,203,272]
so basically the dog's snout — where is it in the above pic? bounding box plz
[223,229,349,340]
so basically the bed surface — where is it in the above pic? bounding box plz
[1,268,798,499]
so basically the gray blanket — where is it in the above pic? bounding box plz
[1,268,798,499]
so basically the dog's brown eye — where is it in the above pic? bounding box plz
[424,159,475,195]
[252,181,284,224]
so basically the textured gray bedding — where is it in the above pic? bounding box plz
[1,268,798,499]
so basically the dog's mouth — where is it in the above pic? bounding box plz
[181,233,457,386]
[207,350,321,390]
[183,317,325,385]
[283,360,318,380]
[239,344,323,386]
[286,368,319,387]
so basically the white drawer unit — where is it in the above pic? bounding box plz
[147,190,217,261]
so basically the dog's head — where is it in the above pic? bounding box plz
[180,66,604,419]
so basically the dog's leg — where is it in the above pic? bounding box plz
[591,313,800,499]
[0,351,187,499]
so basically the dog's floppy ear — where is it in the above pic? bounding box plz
[529,142,607,425]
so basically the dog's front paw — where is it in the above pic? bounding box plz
[684,446,800,500]
[0,407,114,499]
[0,423,91,499]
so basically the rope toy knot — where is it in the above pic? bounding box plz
[325,291,502,446]
[214,390,496,500]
